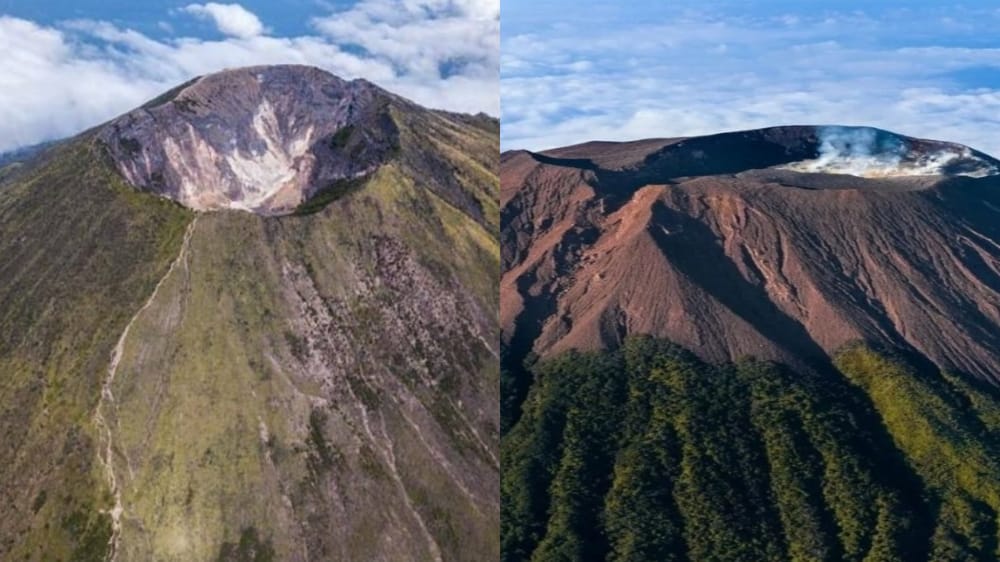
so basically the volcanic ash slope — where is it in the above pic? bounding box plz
[501,125,1000,383]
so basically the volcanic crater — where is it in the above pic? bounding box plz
[98,64,401,215]
[501,125,1000,385]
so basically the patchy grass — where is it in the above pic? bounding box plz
[0,138,191,560]
[217,527,275,562]
[294,175,369,216]
[1,97,498,561]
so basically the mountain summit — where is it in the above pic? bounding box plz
[0,66,499,561]
[98,65,400,215]
[501,125,1000,404]
[501,128,1000,561]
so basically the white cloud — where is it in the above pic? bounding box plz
[311,0,498,96]
[182,3,264,39]
[0,0,498,154]
[501,5,1000,156]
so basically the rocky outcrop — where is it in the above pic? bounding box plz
[98,65,400,215]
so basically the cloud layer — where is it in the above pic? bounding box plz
[182,3,265,39]
[502,3,1000,156]
[0,0,498,153]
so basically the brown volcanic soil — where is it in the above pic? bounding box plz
[540,138,683,170]
[501,126,1000,382]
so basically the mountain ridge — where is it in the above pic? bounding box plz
[500,127,1000,561]
[0,66,499,561]
[500,125,1000,433]
[98,65,465,216]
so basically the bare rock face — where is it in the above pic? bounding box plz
[501,126,1000,385]
[98,65,398,215]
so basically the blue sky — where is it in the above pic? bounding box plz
[0,0,321,38]
[502,1,1000,154]
[0,1,498,152]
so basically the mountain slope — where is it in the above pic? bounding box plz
[0,141,192,561]
[500,126,1000,560]
[0,65,498,561]
[501,126,1000,431]
[501,336,1000,562]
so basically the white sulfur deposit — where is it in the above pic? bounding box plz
[98,65,395,215]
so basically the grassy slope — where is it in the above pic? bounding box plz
[110,162,499,561]
[836,346,1000,560]
[0,140,192,561]
[0,105,498,560]
[102,107,496,561]
[501,336,1000,562]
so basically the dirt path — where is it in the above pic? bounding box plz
[93,216,198,561]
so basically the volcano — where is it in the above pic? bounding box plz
[0,65,499,561]
[501,126,1000,383]
[500,126,1000,561]
[98,66,402,215]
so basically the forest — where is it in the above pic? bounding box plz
[501,336,1000,562]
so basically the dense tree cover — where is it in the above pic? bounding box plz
[501,336,1000,561]
[501,351,539,435]
[500,365,524,435]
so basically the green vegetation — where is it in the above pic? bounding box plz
[0,161,22,182]
[293,175,368,215]
[502,351,539,435]
[63,509,113,562]
[95,139,498,560]
[217,527,275,562]
[328,124,355,149]
[502,336,1000,561]
[0,91,499,561]
[307,408,344,472]
[392,104,500,234]
[0,138,192,560]
[836,345,1000,560]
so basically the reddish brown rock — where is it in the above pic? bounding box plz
[502,126,1000,382]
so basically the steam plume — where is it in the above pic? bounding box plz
[780,126,998,178]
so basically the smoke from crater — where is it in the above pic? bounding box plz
[780,126,998,178]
